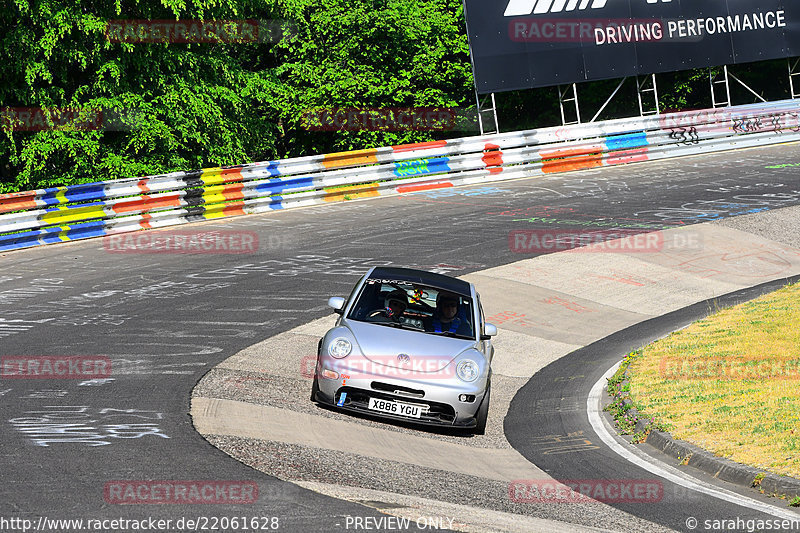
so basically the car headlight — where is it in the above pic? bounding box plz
[456,359,479,382]
[328,338,352,359]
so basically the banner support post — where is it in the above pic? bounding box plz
[476,92,499,135]
[559,83,581,125]
[590,77,628,122]
[790,59,800,99]
[710,66,731,108]
[637,74,660,117]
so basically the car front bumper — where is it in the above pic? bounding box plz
[313,359,488,428]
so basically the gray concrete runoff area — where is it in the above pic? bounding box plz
[192,204,800,532]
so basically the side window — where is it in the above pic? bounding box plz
[348,282,379,320]
[345,274,367,307]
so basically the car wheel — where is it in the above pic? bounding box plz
[311,339,323,402]
[310,375,320,402]
[474,380,491,435]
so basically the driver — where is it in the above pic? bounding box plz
[425,292,471,336]
[369,289,408,323]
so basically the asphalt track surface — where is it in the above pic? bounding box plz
[1,142,800,532]
[505,276,800,531]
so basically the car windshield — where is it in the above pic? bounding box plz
[347,278,475,339]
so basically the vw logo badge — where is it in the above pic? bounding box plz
[397,353,411,364]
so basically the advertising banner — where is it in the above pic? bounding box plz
[464,0,800,93]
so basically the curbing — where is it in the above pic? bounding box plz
[606,370,800,504]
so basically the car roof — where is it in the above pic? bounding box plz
[368,267,472,297]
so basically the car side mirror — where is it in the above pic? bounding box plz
[328,296,346,315]
[481,322,497,340]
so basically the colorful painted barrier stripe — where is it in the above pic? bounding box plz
[2,100,799,252]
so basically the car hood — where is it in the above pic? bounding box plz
[343,319,476,372]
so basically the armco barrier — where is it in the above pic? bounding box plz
[2,100,800,252]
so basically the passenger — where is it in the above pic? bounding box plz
[425,292,471,336]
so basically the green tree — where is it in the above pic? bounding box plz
[1,0,283,193]
[271,0,473,156]
[0,0,474,194]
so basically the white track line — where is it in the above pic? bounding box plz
[588,362,800,522]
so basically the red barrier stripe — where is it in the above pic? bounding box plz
[112,193,182,214]
[0,191,39,214]
[222,202,246,217]
[392,140,448,153]
[540,146,603,173]
[483,143,504,174]
[221,183,245,201]
[606,148,649,166]
[220,168,244,181]
[396,181,453,194]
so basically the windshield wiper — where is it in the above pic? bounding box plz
[373,321,418,330]
[428,331,472,339]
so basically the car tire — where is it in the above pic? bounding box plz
[310,375,320,402]
[311,338,323,402]
[474,380,490,435]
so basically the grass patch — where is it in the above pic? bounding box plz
[624,281,800,479]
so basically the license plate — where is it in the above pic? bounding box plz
[368,397,423,419]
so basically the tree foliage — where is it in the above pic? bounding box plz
[271,0,473,156]
[0,0,473,193]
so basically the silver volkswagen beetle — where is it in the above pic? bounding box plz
[310,267,496,434]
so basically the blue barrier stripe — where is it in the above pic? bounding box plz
[605,132,649,151]
[265,162,282,177]
[64,223,108,240]
[38,184,109,206]
[39,226,68,244]
[0,239,38,251]
[1,219,106,243]
[393,157,451,177]
[253,177,314,195]
[0,231,41,249]
[0,218,110,251]
[39,191,66,206]
[62,183,107,203]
